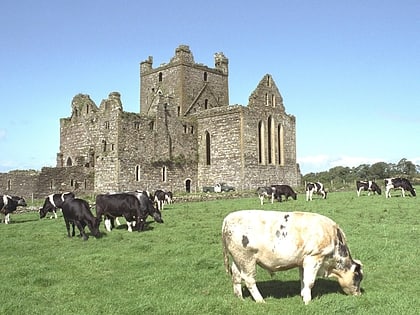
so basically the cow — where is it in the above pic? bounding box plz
[39,192,75,219]
[222,210,363,304]
[61,198,100,241]
[154,189,166,211]
[385,178,416,198]
[306,182,327,201]
[164,191,173,205]
[356,180,381,197]
[271,184,297,202]
[95,192,163,232]
[0,195,27,224]
[256,187,275,205]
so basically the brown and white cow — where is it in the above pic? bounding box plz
[222,210,363,304]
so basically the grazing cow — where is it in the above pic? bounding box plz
[154,189,167,211]
[356,181,381,197]
[61,198,100,241]
[256,187,275,205]
[0,195,27,224]
[385,178,416,198]
[222,210,363,304]
[39,192,75,219]
[271,184,297,202]
[306,182,327,201]
[165,191,173,205]
[96,192,163,232]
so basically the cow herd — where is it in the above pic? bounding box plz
[1,189,169,241]
[1,177,416,306]
[256,177,416,205]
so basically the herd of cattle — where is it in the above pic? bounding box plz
[0,177,416,305]
[257,177,416,204]
[1,189,171,240]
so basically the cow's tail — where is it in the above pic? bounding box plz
[221,220,232,275]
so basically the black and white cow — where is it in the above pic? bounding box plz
[0,195,27,224]
[256,186,275,205]
[356,181,381,197]
[153,189,174,210]
[385,178,416,198]
[305,182,327,201]
[61,198,101,241]
[96,192,163,232]
[271,184,297,202]
[39,192,75,219]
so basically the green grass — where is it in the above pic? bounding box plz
[1,189,419,314]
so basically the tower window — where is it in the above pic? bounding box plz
[158,72,163,82]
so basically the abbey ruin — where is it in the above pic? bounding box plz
[0,45,301,199]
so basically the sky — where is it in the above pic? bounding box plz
[1,0,419,175]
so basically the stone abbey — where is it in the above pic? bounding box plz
[0,45,301,199]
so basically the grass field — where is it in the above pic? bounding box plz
[1,189,419,314]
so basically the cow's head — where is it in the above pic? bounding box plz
[336,259,363,296]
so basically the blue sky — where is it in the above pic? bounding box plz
[1,0,419,175]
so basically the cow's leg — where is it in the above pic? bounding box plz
[126,220,133,232]
[401,188,405,197]
[259,195,264,206]
[271,193,275,204]
[357,187,361,197]
[236,260,264,303]
[64,219,72,237]
[386,186,391,198]
[301,256,322,304]
[75,221,88,240]
[104,218,112,232]
[54,210,58,219]
[4,213,10,224]
[115,217,121,226]
[231,262,244,299]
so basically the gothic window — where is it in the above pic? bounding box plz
[267,75,271,87]
[204,99,208,109]
[258,121,266,164]
[66,157,73,166]
[278,124,285,165]
[102,140,107,152]
[267,116,275,164]
[271,94,276,107]
[204,72,208,81]
[158,72,163,82]
[104,121,110,129]
[177,106,181,116]
[205,131,211,165]
[7,179,11,191]
[135,165,141,182]
[86,104,89,114]
[134,122,140,130]
[149,121,154,131]
[162,166,167,182]
[265,93,269,106]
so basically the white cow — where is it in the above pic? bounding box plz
[222,210,363,304]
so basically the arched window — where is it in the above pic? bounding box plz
[258,121,266,164]
[203,72,208,81]
[162,166,167,182]
[278,124,285,165]
[267,116,275,164]
[102,140,107,152]
[158,72,163,82]
[66,157,73,166]
[204,99,208,109]
[205,131,211,165]
[135,165,141,182]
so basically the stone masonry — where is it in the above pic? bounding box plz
[0,45,301,200]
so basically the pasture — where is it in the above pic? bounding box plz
[1,189,419,314]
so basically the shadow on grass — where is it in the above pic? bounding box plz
[242,278,343,300]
